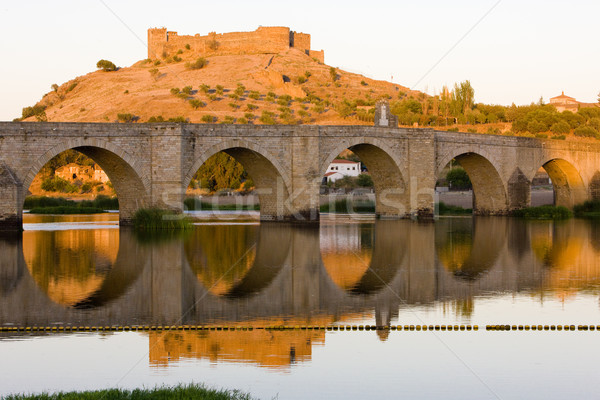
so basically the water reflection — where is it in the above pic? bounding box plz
[24,229,118,307]
[149,328,325,370]
[3,216,600,368]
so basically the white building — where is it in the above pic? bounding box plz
[323,159,361,183]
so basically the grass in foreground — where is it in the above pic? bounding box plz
[3,384,253,400]
[133,208,193,230]
[512,205,572,220]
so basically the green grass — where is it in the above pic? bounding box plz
[24,195,119,211]
[320,199,375,213]
[184,198,259,211]
[3,384,253,400]
[512,205,572,220]
[573,200,600,218]
[28,206,105,214]
[437,202,472,215]
[133,208,193,230]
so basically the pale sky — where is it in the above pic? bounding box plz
[1,0,599,121]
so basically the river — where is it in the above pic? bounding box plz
[1,213,599,399]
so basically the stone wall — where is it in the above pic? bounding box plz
[148,26,324,62]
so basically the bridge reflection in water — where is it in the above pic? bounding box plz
[2,217,600,369]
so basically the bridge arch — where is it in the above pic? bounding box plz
[320,138,409,217]
[184,139,292,221]
[436,150,508,215]
[23,138,150,223]
[527,158,587,208]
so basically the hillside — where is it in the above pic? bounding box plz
[23,47,419,125]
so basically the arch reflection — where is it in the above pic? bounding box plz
[23,228,146,309]
[320,220,405,295]
[435,218,506,281]
[185,223,291,298]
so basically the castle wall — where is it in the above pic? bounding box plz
[147,26,322,61]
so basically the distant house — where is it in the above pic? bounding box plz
[550,92,579,113]
[55,163,109,183]
[322,159,361,184]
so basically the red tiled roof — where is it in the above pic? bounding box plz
[324,172,338,177]
[331,159,360,164]
[550,91,576,101]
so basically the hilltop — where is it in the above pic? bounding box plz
[22,25,418,125]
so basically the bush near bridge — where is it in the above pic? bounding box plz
[512,205,572,220]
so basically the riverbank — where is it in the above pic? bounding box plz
[3,384,252,400]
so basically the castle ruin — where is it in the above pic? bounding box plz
[148,26,324,63]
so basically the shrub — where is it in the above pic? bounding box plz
[153,60,161,66]
[189,99,205,109]
[574,126,599,138]
[246,104,258,111]
[237,117,248,124]
[228,102,240,110]
[329,67,338,82]
[199,84,210,94]
[574,200,600,218]
[96,59,117,72]
[259,111,276,125]
[248,91,260,100]
[512,205,572,220]
[21,104,47,120]
[167,116,188,123]
[304,71,312,78]
[185,57,207,70]
[552,134,566,140]
[360,80,368,86]
[549,121,570,135]
[201,114,216,123]
[228,93,240,100]
[117,113,137,123]
[148,68,160,79]
[67,82,78,92]
[133,208,192,230]
[147,116,165,123]
[182,86,193,95]
[357,174,374,187]
[296,76,307,84]
[185,43,191,50]
[51,83,59,92]
[172,55,182,62]
[244,112,255,120]
[215,85,224,95]
[235,84,246,97]
[41,177,78,193]
[170,87,180,95]
[223,116,235,124]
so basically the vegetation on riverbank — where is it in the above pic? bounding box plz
[3,384,253,400]
[28,206,105,214]
[24,195,118,213]
[133,208,193,230]
[320,198,375,213]
[184,197,259,211]
[437,202,472,215]
[573,200,600,218]
[512,205,572,220]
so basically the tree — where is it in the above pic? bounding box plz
[329,67,338,82]
[451,80,475,116]
[96,59,117,72]
[446,167,472,190]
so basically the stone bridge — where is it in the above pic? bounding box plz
[1,121,600,227]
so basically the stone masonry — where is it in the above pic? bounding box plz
[1,121,600,228]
